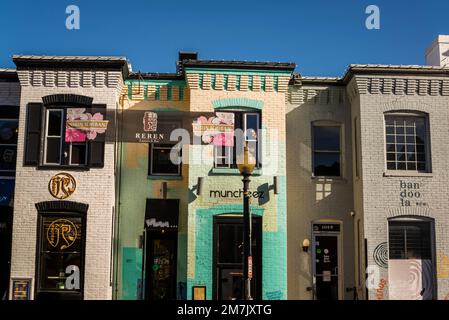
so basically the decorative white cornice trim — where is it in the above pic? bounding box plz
[16,69,123,90]
[349,76,449,96]
[287,87,346,105]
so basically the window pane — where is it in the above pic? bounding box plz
[0,120,18,144]
[46,138,61,164]
[245,114,259,141]
[396,136,405,144]
[417,162,426,171]
[48,111,62,136]
[387,153,396,161]
[151,145,180,175]
[40,253,81,290]
[396,126,405,134]
[387,162,396,170]
[386,126,394,134]
[314,152,340,177]
[397,162,407,170]
[215,146,231,168]
[389,222,432,260]
[385,115,428,172]
[40,216,83,291]
[396,153,405,162]
[407,153,416,162]
[71,144,87,165]
[313,127,340,151]
[406,145,416,153]
[0,146,17,171]
[397,144,405,153]
[417,153,426,162]
[386,135,395,144]
[218,224,243,264]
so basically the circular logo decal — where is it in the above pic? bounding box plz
[46,219,78,250]
[49,173,76,200]
[373,242,389,269]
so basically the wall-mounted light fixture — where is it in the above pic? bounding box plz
[302,239,310,253]
[273,176,279,195]
[197,177,204,196]
[161,182,168,199]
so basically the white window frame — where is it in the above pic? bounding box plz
[149,144,181,176]
[43,109,64,165]
[69,142,88,166]
[384,113,430,173]
[214,145,233,169]
[213,111,261,169]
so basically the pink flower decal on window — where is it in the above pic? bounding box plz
[65,108,108,142]
[65,129,87,143]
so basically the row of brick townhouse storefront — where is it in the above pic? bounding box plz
[1,36,449,300]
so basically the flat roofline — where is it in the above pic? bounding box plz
[127,72,184,81]
[0,68,18,81]
[13,55,130,77]
[293,64,449,86]
[182,59,296,72]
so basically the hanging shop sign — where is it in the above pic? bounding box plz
[10,278,32,300]
[121,111,182,144]
[193,112,234,146]
[145,199,179,230]
[65,108,109,142]
[48,173,76,200]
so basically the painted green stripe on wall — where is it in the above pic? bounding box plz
[167,86,172,100]
[155,85,160,100]
[211,74,216,90]
[198,74,204,89]
[223,75,229,90]
[236,75,241,90]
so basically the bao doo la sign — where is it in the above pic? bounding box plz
[49,173,76,200]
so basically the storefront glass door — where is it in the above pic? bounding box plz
[213,216,262,300]
[313,234,340,300]
[144,232,177,300]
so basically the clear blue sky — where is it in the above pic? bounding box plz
[1,0,448,77]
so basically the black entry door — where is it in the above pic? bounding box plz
[0,207,13,300]
[314,235,339,300]
[144,231,177,300]
[213,216,262,300]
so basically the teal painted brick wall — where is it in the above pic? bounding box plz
[122,247,143,300]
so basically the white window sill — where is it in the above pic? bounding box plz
[383,171,433,178]
[311,176,348,184]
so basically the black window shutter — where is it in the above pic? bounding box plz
[24,103,43,165]
[88,104,106,168]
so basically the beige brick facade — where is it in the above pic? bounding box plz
[287,67,449,300]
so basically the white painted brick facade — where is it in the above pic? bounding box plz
[10,67,124,300]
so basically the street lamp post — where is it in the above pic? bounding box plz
[237,143,256,300]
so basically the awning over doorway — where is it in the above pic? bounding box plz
[145,199,179,230]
